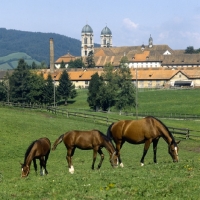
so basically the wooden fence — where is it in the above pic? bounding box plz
[47,107,200,139]
[1,102,200,139]
[46,106,120,125]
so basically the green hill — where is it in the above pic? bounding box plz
[0,28,100,68]
[0,52,41,70]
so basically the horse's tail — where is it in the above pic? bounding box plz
[107,122,114,140]
[52,134,64,150]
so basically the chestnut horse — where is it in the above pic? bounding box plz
[107,116,180,167]
[21,137,51,177]
[52,130,118,174]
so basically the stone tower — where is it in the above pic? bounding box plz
[81,24,94,57]
[100,26,112,47]
[49,38,54,73]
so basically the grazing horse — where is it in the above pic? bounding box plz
[21,137,51,177]
[107,116,180,167]
[52,130,118,174]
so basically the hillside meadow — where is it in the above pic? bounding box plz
[1,88,200,199]
[67,88,200,115]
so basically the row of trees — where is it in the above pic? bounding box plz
[87,57,136,112]
[0,57,136,112]
[0,59,76,105]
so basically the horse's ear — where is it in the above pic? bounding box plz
[176,140,181,144]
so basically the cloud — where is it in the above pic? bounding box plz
[123,18,138,30]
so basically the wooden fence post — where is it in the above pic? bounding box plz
[67,110,69,118]
[186,129,190,139]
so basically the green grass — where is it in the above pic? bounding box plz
[66,88,200,115]
[1,106,200,199]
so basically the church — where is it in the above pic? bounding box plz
[51,24,200,88]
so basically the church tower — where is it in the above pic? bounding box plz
[100,26,112,47]
[81,24,94,57]
[148,34,153,48]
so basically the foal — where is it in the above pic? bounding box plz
[21,137,51,177]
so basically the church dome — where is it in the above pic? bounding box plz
[101,26,112,35]
[81,24,93,33]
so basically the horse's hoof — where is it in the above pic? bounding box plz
[119,163,124,168]
[140,163,144,166]
[69,166,74,174]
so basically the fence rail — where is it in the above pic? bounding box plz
[46,106,119,125]
[1,102,200,139]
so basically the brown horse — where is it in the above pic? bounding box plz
[52,130,118,174]
[107,116,180,167]
[21,137,51,177]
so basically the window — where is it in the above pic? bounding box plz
[148,81,152,88]
[85,81,88,85]
[156,81,160,87]
[84,37,87,44]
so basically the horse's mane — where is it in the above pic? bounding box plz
[97,129,116,149]
[145,116,176,143]
[23,140,37,164]
[106,122,114,140]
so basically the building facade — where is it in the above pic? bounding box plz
[53,24,200,88]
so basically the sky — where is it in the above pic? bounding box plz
[1,0,200,50]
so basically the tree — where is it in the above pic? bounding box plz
[86,61,136,112]
[185,46,195,54]
[87,72,103,111]
[57,70,77,104]
[97,82,116,111]
[60,60,66,68]
[115,80,136,113]
[0,82,6,101]
[115,59,136,113]
[2,71,11,102]
[31,61,37,69]
[86,51,95,68]
[99,63,118,111]
[9,59,32,103]
[87,62,117,111]
[26,73,45,104]
[68,58,85,68]
[43,74,54,105]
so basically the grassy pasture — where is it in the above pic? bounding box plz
[66,88,200,115]
[1,106,200,199]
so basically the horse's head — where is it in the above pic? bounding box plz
[110,152,118,168]
[168,141,180,162]
[20,163,30,177]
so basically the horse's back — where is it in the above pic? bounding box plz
[63,130,104,149]
[35,137,51,156]
[111,118,158,143]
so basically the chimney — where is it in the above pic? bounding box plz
[49,38,54,73]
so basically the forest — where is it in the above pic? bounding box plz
[0,28,100,67]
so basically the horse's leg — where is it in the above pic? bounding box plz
[97,148,104,169]
[39,156,45,176]
[140,140,152,166]
[66,148,75,174]
[91,148,98,170]
[44,151,50,175]
[153,139,159,163]
[116,141,124,168]
[33,158,37,175]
